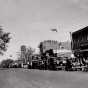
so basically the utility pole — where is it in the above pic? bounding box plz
[69,32,73,51]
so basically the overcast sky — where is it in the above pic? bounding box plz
[0,0,88,60]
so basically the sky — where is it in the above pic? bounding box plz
[0,0,88,60]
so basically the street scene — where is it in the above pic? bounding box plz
[0,0,88,88]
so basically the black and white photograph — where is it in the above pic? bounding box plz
[0,0,88,88]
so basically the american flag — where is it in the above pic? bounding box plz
[51,29,58,32]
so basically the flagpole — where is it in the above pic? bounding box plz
[50,28,58,54]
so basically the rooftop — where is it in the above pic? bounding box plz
[72,26,88,35]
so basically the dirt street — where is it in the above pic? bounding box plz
[0,69,88,88]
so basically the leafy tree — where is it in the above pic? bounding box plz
[0,27,11,55]
[45,49,54,57]
[0,59,14,68]
[18,45,34,64]
[26,47,34,56]
[38,42,43,55]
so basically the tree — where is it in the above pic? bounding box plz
[0,27,11,55]
[26,47,34,56]
[38,42,43,55]
[45,49,54,57]
[0,59,14,68]
[18,45,34,64]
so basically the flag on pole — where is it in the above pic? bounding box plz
[51,29,58,32]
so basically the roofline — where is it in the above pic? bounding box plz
[72,26,88,35]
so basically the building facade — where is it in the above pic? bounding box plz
[40,40,60,54]
[71,26,88,58]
